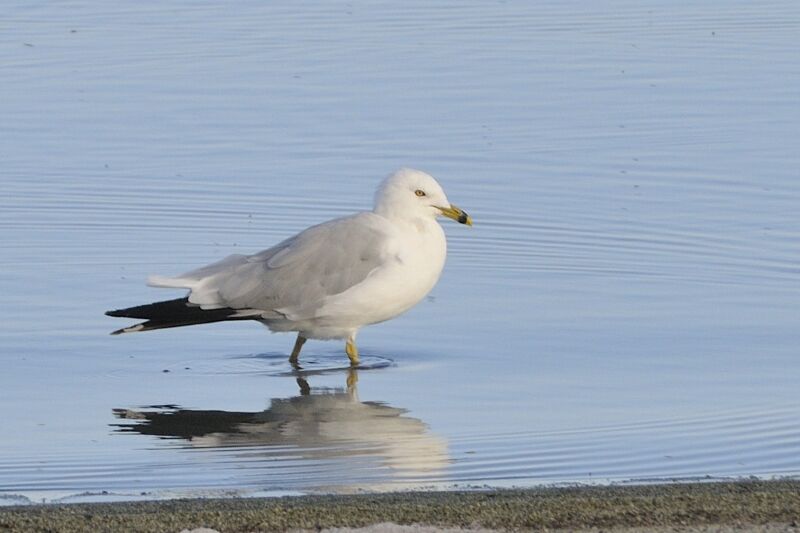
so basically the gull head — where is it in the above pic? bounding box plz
[373,168,472,226]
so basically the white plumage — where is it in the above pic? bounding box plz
[108,168,472,366]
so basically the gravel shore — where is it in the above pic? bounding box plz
[2,480,799,532]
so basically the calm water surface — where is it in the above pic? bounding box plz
[1,1,799,503]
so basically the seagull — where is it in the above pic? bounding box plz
[106,168,472,367]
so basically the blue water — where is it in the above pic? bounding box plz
[1,1,799,504]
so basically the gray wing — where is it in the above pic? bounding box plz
[148,213,393,315]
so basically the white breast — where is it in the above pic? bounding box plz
[312,217,447,332]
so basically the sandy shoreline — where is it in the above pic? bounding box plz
[2,480,799,532]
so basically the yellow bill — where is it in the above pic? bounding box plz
[437,204,473,226]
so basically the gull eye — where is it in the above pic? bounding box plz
[415,189,426,197]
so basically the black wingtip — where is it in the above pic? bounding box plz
[105,297,252,335]
[110,323,146,335]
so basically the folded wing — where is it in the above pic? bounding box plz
[148,213,393,319]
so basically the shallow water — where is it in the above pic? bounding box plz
[1,1,799,503]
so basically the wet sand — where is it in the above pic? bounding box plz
[2,480,799,532]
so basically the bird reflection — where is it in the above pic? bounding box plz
[112,369,448,483]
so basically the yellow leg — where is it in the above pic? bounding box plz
[289,334,306,366]
[345,339,359,367]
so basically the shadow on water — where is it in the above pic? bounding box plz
[111,369,449,486]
